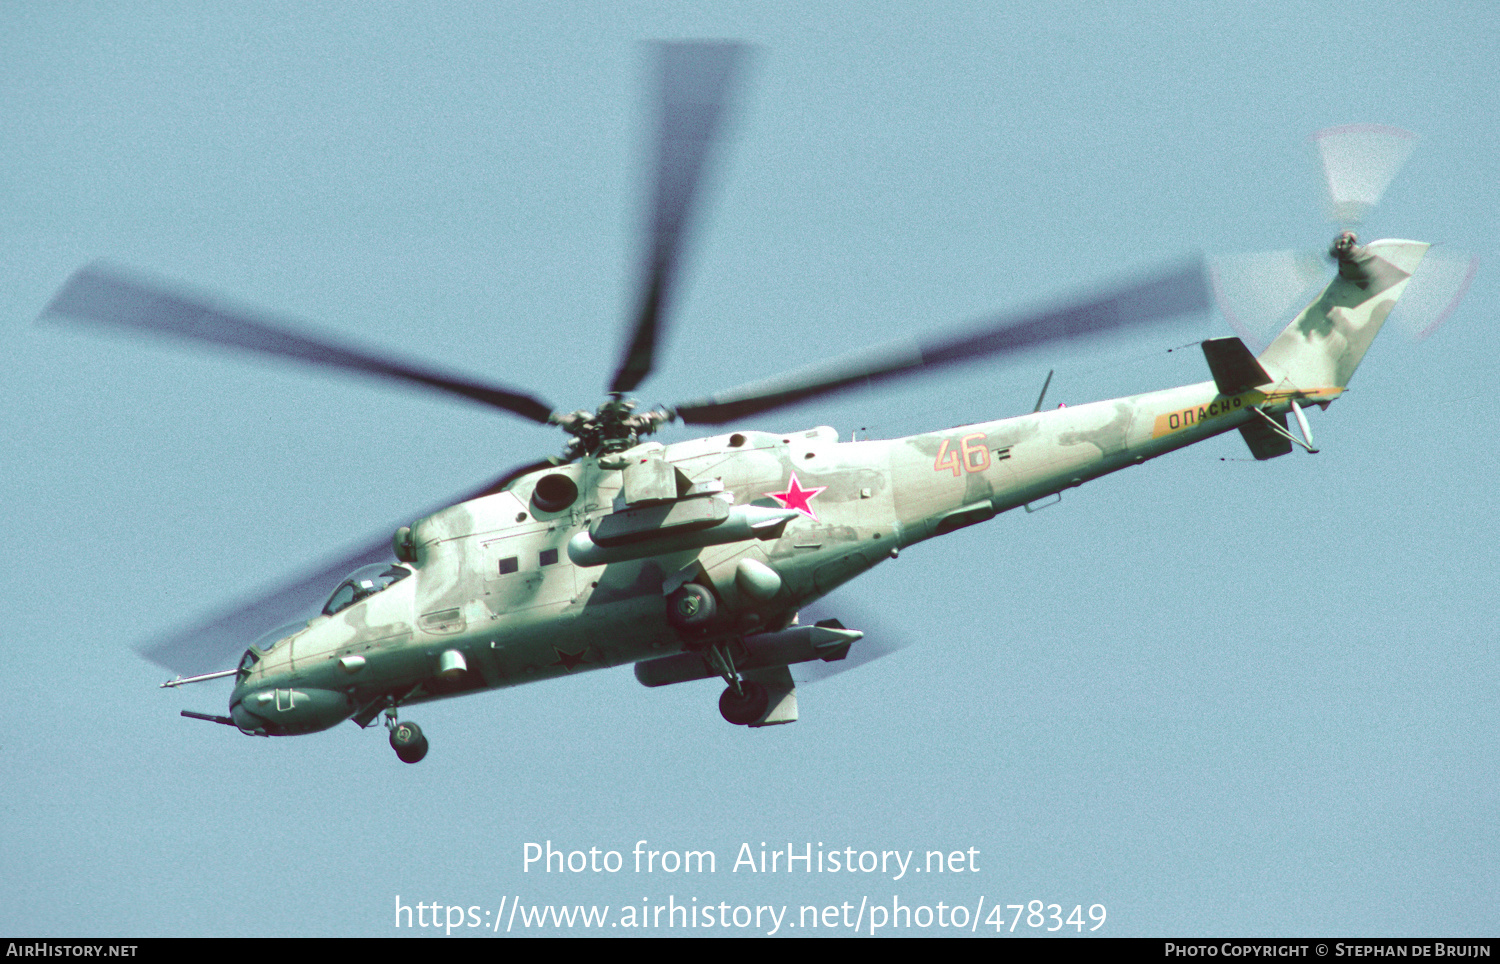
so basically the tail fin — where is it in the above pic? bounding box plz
[1257,239,1429,392]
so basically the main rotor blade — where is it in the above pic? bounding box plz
[610,41,747,395]
[139,460,554,676]
[42,263,557,425]
[674,257,1212,425]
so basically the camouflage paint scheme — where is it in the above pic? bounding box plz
[228,239,1427,737]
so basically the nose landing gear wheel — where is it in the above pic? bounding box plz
[390,721,429,763]
[719,681,769,726]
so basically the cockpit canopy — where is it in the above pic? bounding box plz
[235,565,411,681]
[322,563,412,617]
[237,620,306,678]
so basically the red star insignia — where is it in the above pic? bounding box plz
[766,471,827,521]
[551,646,588,672]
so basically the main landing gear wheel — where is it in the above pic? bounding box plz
[719,681,769,726]
[390,721,429,764]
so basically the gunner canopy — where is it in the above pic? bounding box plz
[235,565,411,681]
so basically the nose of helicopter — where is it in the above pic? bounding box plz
[229,686,351,736]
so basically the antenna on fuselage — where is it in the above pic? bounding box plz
[1031,369,1054,413]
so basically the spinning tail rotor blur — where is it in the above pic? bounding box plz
[1211,126,1476,350]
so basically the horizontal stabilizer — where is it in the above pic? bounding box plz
[1202,337,1273,394]
[1240,412,1293,460]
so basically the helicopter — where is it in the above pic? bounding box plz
[42,43,1438,763]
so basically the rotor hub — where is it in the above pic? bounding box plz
[1330,230,1362,263]
[552,397,675,459]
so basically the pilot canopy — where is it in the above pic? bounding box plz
[321,564,411,617]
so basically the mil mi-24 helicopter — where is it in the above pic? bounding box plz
[43,44,1448,762]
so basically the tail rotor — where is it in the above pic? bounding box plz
[1311,124,1417,228]
[1211,125,1476,349]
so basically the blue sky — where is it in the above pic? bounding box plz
[2,1,1496,937]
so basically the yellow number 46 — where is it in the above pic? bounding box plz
[934,432,990,476]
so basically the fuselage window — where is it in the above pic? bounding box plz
[539,548,558,567]
[499,556,519,575]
